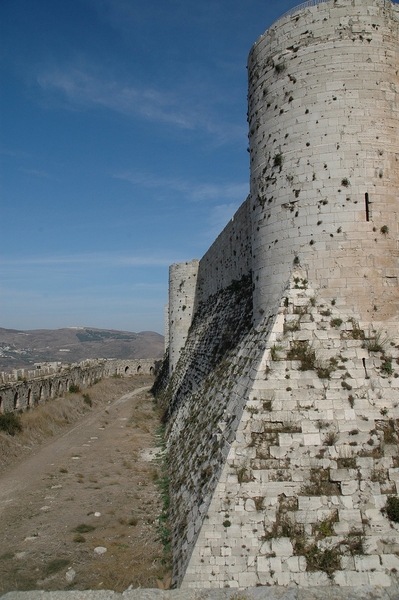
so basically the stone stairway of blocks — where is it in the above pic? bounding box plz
[184,274,399,588]
[222,275,399,586]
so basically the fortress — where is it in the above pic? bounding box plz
[158,0,399,591]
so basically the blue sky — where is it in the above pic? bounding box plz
[1,0,303,334]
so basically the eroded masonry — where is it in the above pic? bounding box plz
[155,0,399,590]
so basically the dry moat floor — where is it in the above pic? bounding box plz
[0,376,169,594]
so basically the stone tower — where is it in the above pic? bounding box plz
[249,0,399,326]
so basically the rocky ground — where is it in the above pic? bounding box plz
[0,376,169,594]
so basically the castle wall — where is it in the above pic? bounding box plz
[249,0,399,325]
[159,0,399,590]
[0,358,159,414]
[167,183,252,375]
[195,199,252,306]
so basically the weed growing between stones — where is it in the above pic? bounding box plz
[287,341,316,371]
[270,344,283,360]
[316,511,339,539]
[302,544,341,578]
[331,318,343,328]
[345,319,365,341]
[315,359,336,379]
[363,329,390,353]
[381,360,393,375]
[383,497,399,523]
[324,430,339,446]
[263,495,301,541]
[237,466,254,483]
[300,468,340,496]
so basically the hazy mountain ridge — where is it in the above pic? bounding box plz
[0,327,164,371]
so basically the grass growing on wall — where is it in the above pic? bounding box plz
[155,425,172,566]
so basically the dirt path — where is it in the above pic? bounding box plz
[0,377,167,594]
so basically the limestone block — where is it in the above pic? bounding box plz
[334,570,370,586]
[270,446,289,459]
[272,538,293,557]
[298,497,323,511]
[341,480,359,495]
[340,555,355,570]
[296,571,330,587]
[389,468,399,481]
[339,496,354,509]
[238,571,257,587]
[303,433,321,446]
[339,508,362,523]
[245,499,256,512]
[334,522,351,535]
[354,554,381,571]
[382,554,399,570]
[330,469,356,482]
[368,571,392,587]
[260,540,272,555]
[364,508,385,523]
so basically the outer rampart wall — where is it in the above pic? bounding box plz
[195,199,252,306]
[169,261,199,373]
[0,358,159,414]
[249,0,399,325]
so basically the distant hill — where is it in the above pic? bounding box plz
[0,327,164,371]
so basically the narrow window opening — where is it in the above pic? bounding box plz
[365,193,370,222]
[362,357,368,378]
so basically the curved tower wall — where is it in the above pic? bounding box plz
[249,0,399,325]
[168,260,199,374]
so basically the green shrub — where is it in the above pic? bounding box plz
[73,523,95,534]
[381,361,393,376]
[384,497,399,523]
[0,413,22,436]
[273,152,284,168]
[223,520,231,528]
[331,318,343,328]
[69,384,81,393]
[83,393,92,406]
[287,341,316,371]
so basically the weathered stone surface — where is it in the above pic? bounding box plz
[158,0,399,592]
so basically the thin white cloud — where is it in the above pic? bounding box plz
[0,252,180,270]
[114,170,248,203]
[19,168,55,180]
[36,66,246,142]
[38,67,198,129]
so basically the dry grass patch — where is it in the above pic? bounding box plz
[0,377,151,473]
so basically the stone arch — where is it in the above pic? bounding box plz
[49,382,53,398]
[14,392,19,410]
[58,381,62,396]
[39,385,44,400]
[137,365,142,373]
[150,366,154,375]
[27,389,32,407]
[124,366,130,374]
